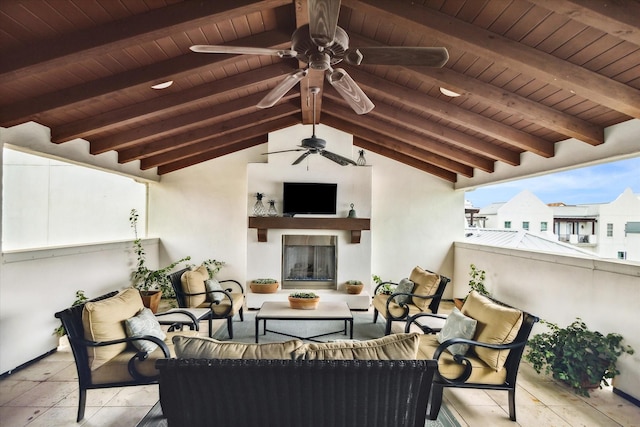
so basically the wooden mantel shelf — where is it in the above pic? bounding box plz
[248,217,371,243]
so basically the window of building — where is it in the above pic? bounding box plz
[2,148,147,251]
[607,223,613,237]
[522,221,529,230]
[540,222,548,232]
[618,251,626,260]
[504,221,511,229]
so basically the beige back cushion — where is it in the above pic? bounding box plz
[294,333,420,360]
[172,335,303,360]
[180,265,208,307]
[409,266,440,310]
[461,290,523,371]
[82,288,144,370]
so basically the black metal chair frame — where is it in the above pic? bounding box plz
[405,301,539,421]
[373,271,451,335]
[167,268,244,339]
[54,291,195,422]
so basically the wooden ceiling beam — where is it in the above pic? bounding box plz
[0,31,292,127]
[51,62,294,143]
[158,135,270,175]
[323,93,495,172]
[527,0,640,46]
[344,0,640,118]
[0,0,291,85]
[352,136,457,182]
[347,33,603,146]
[145,115,299,170]
[321,106,475,176]
[346,68,554,158]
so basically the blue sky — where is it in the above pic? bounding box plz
[465,156,640,208]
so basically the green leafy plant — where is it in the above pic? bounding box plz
[252,278,277,284]
[53,290,88,337]
[201,259,225,279]
[289,291,318,299]
[129,209,190,297]
[372,274,394,294]
[468,264,490,296]
[525,317,634,397]
[346,280,363,285]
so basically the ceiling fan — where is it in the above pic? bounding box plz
[190,0,449,115]
[264,87,356,166]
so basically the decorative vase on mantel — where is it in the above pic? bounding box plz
[267,200,278,217]
[253,192,266,216]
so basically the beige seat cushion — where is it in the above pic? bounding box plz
[180,265,208,307]
[82,288,144,370]
[172,335,303,359]
[417,334,507,385]
[91,330,198,384]
[409,266,440,310]
[295,333,420,360]
[461,291,523,371]
[193,292,244,316]
[372,294,423,319]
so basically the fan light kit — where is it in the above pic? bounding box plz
[439,87,461,97]
[151,80,173,90]
[189,0,448,115]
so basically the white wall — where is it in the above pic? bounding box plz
[454,242,640,401]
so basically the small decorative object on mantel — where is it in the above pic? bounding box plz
[345,280,364,294]
[288,292,320,310]
[357,149,367,166]
[250,278,279,294]
[253,192,266,216]
[267,200,278,216]
[348,203,357,218]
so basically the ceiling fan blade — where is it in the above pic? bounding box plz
[326,68,374,115]
[320,150,357,166]
[190,45,297,58]
[262,148,306,155]
[292,151,312,165]
[308,0,341,48]
[257,68,308,109]
[344,46,449,67]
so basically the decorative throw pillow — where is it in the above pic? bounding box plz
[125,308,167,353]
[437,308,477,356]
[205,279,224,303]
[180,265,208,307]
[409,266,440,310]
[392,278,415,305]
[294,332,420,360]
[172,335,303,360]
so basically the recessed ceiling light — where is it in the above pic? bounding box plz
[439,87,461,97]
[151,80,173,90]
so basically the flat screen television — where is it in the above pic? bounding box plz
[282,182,337,216]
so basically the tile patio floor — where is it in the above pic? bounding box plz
[1,303,638,426]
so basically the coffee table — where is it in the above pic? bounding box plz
[255,301,353,343]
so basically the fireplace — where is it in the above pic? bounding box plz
[282,235,337,289]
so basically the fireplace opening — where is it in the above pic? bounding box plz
[282,235,337,290]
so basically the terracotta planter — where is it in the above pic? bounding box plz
[140,290,162,313]
[250,281,279,293]
[288,296,320,310]
[453,298,465,310]
[345,283,364,294]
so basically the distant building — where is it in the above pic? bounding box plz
[470,188,640,262]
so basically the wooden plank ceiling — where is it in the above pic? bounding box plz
[1,0,638,182]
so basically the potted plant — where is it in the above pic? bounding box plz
[250,278,279,293]
[53,290,88,337]
[525,317,634,397]
[372,274,394,295]
[288,291,320,310]
[130,209,190,312]
[345,280,364,294]
[455,264,490,309]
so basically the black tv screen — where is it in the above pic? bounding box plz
[283,182,337,216]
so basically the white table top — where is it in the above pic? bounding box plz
[256,301,352,319]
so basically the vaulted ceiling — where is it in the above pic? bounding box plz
[1,0,638,182]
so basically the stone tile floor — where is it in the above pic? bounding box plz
[1,305,638,426]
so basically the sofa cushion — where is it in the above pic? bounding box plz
[437,308,477,356]
[205,278,224,303]
[82,288,144,370]
[180,265,208,307]
[409,266,440,310]
[393,278,414,305]
[125,308,166,353]
[295,333,420,360]
[172,335,303,359]
[461,291,523,371]
[372,294,424,320]
[417,334,507,385]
